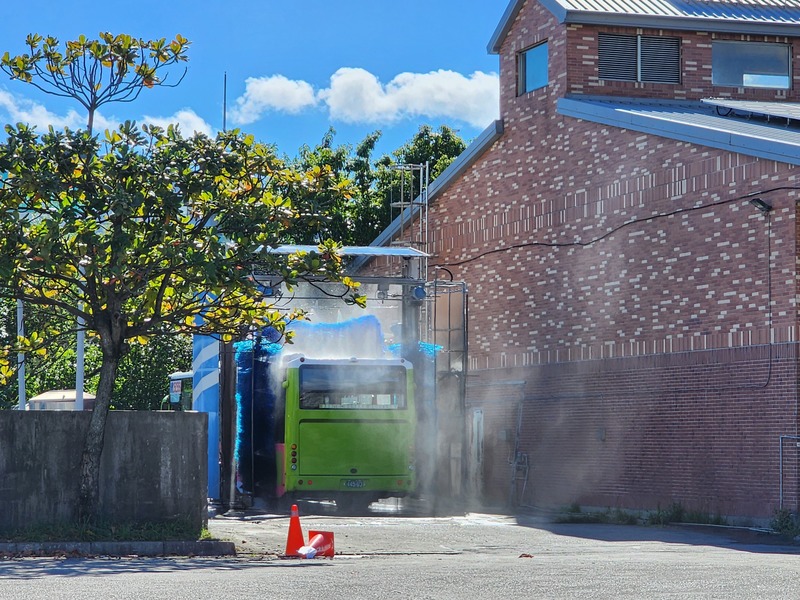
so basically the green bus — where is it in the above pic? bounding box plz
[277,355,416,510]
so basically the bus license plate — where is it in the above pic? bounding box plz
[342,479,367,489]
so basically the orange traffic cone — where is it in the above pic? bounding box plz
[297,530,335,559]
[284,504,305,556]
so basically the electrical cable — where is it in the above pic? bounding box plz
[438,186,798,267]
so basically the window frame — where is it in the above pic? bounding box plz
[711,40,791,90]
[517,40,549,95]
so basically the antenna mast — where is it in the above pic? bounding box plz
[223,72,227,132]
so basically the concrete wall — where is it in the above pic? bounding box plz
[0,411,208,532]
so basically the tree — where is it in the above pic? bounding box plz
[0,122,362,519]
[288,125,467,246]
[0,34,362,520]
[392,124,467,179]
[288,128,385,246]
[1,33,190,134]
[110,333,192,410]
[0,297,189,411]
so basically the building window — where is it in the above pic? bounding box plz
[517,41,548,95]
[598,33,681,84]
[712,41,790,89]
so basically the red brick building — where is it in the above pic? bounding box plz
[360,0,800,520]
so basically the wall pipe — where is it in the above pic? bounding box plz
[778,435,800,511]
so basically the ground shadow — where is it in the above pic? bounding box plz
[0,556,333,580]
[514,513,800,555]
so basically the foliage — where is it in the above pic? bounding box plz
[0,32,364,523]
[0,121,363,518]
[769,508,800,536]
[111,333,191,410]
[373,124,467,224]
[1,33,190,133]
[0,122,363,368]
[0,299,189,410]
[646,502,686,526]
[289,124,467,246]
[393,123,467,179]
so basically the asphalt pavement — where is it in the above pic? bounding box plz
[3,503,800,599]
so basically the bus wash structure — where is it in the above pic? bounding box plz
[190,245,468,512]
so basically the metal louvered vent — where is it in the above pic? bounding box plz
[598,33,638,81]
[640,36,681,84]
[598,33,681,85]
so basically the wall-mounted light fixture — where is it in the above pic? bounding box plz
[749,198,773,213]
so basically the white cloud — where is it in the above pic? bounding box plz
[141,108,214,136]
[0,89,123,133]
[0,90,86,131]
[229,68,500,129]
[91,112,119,133]
[230,75,318,125]
[0,89,212,138]
[320,68,499,128]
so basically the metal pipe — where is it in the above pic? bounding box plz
[16,299,25,410]
[779,435,800,511]
[75,304,85,411]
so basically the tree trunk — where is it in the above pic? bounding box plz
[76,349,119,522]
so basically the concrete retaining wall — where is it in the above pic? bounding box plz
[0,411,208,532]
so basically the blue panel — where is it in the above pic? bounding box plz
[193,334,220,500]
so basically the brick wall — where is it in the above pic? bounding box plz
[426,0,800,519]
[468,345,799,517]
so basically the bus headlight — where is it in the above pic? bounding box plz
[291,464,297,470]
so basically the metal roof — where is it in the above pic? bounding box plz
[261,244,428,258]
[702,97,800,122]
[489,0,800,53]
[557,95,800,164]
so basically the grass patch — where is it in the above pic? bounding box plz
[555,504,639,525]
[646,502,727,526]
[556,502,728,527]
[0,519,213,543]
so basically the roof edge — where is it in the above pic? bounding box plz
[566,11,800,36]
[488,0,528,54]
[557,95,800,166]
[488,0,800,54]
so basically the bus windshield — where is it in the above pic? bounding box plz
[298,364,408,410]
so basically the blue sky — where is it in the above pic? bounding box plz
[0,1,505,159]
